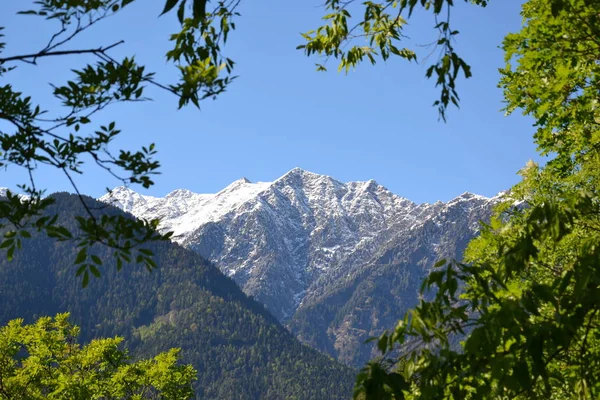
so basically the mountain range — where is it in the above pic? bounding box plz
[101,168,502,367]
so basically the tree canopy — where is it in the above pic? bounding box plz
[355,0,600,398]
[0,313,196,399]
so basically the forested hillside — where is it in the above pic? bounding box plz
[0,193,354,399]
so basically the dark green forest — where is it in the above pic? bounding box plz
[0,193,354,399]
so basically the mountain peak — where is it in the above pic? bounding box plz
[105,186,137,197]
[454,191,489,201]
[275,168,344,190]
[278,167,319,180]
[218,177,266,196]
[100,186,148,213]
[362,179,380,192]
[288,167,309,175]
[165,188,195,199]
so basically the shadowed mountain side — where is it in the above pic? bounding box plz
[0,193,354,400]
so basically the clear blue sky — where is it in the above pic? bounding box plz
[1,0,540,203]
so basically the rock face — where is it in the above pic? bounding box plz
[288,192,497,366]
[100,168,501,367]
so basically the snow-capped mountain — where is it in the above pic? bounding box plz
[100,168,502,366]
[289,190,499,366]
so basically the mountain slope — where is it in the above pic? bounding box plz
[100,169,501,367]
[0,192,355,399]
[288,192,496,366]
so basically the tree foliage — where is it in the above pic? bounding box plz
[0,313,196,399]
[1,0,485,284]
[355,0,600,398]
[297,0,488,120]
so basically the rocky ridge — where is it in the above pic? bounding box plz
[99,168,502,366]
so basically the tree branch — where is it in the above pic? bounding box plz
[0,41,124,64]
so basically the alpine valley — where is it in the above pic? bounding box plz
[101,168,502,367]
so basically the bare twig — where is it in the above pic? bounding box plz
[0,41,124,64]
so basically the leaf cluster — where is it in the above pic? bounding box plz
[298,0,481,120]
[0,313,196,399]
[0,0,224,283]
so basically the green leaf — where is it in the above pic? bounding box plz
[192,0,206,20]
[82,270,89,288]
[75,265,87,277]
[139,248,154,256]
[377,332,388,354]
[91,255,102,265]
[177,0,187,23]
[89,264,101,278]
[75,248,87,265]
[161,0,180,16]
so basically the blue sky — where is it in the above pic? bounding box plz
[1,0,539,203]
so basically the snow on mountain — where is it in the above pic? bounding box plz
[0,187,31,200]
[100,168,502,322]
[101,179,269,241]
